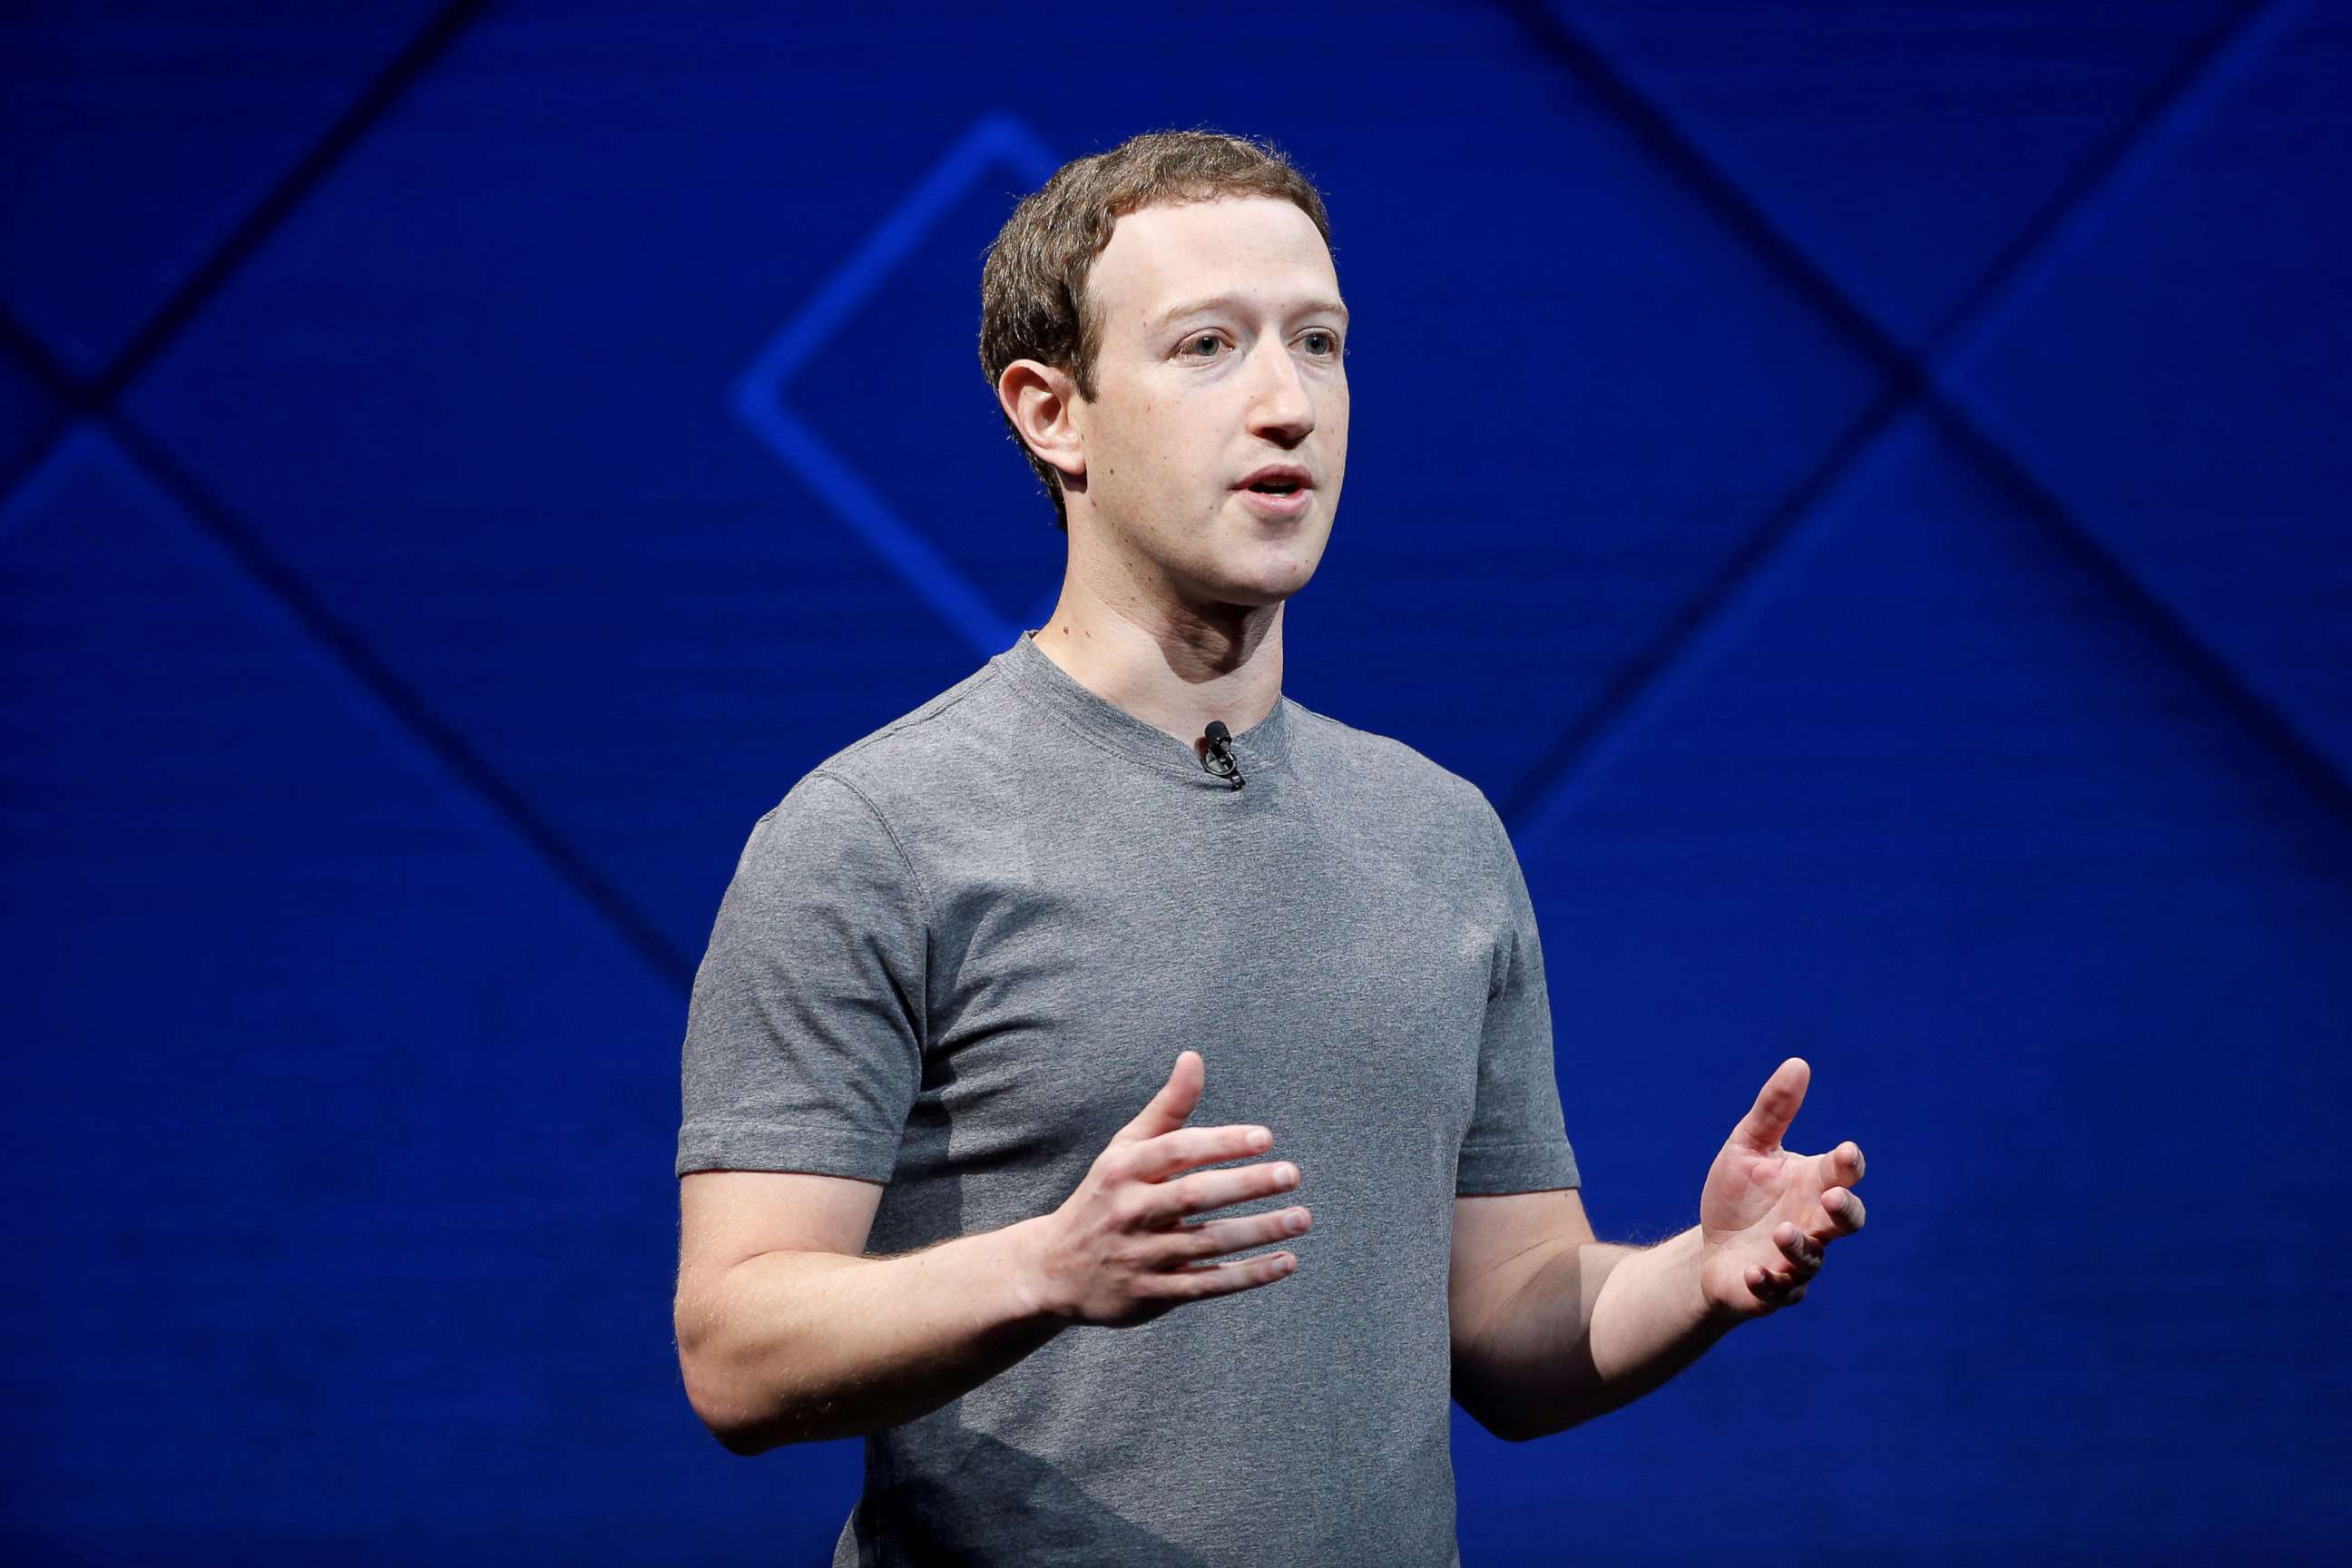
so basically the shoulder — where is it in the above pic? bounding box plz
[726,667,1013,921]
[815,660,1006,779]
[754,660,1010,809]
[1286,696,1499,829]
[1286,698,1530,940]
[742,661,1022,873]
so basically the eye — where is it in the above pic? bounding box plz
[1300,329,1339,357]
[1181,331,1226,358]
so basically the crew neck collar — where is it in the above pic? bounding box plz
[993,629,1294,782]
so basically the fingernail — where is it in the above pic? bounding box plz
[1250,1128,1271,1152]
[1279,1163,1299,1186]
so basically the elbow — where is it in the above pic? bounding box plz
[1494,1410,1572,1444]
[1467,1402,1544,1446]
[1454,1364,1571,1445]
[683,1367,783,1457]
[676,1276,791,1457]
[677,1336,785,1458]
[679,1357,744,1455]
[710,1419,771,1459]
[1453,1376,1540,1445]
[1464,1397,1563,1445]
[1487,1416,1539,1446]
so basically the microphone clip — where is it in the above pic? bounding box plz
[1201,721,1246,790]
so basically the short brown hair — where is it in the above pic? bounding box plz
[978,128,1333,532]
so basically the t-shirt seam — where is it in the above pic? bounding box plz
[825,670,996,764]
[681,1113,892,1142]
[1003,664,1298,781]
[806,768,938,937]
[1006,677,1179,774]
[1470,785,1524,999]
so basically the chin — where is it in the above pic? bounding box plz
[1226,560,1322,605]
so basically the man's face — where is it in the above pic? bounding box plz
[1068,195,1348,614]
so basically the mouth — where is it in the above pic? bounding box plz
[1239,466,1313,496]
[1237,466,1314,517]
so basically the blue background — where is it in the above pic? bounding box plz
[4,1,2347,1562]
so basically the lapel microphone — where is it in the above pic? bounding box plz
[1201,721,1246,790]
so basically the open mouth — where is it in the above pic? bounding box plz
[1247,481,1304,495]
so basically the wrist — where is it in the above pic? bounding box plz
[1685,1229,1744,1333]
[996,1215,1073,1327]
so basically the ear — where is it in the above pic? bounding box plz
[996,359,1086,485]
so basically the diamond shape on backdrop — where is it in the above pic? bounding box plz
[112,0,1889,925]
[1546,0,2246,348]
[1945,1,2352,793]
[116,23,1064,961]
[732,5,1894,815]
[733,112,1065,657]
[0,427,801,1560]
[1499,412,2352,1553]
[0,2,447,375]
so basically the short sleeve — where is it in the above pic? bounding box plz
[674,770,929,1182]
[1455,792,1581,1196]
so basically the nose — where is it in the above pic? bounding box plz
[1246,339,1318,445]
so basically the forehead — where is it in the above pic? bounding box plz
[1090,196,1340,332]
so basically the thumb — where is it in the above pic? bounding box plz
[1112,1050,1204,1144]
[1732,1056,1809,1153]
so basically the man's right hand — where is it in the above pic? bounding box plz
[1023,1050,1309,1327]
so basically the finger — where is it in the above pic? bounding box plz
[1775,1222,1823,1275]
[1746,1261,1809,1307]
[1812,1141,1866,1193]
[1112,1051,1204,1145]
[1159,1204,1312,1265]
[1145,1160,1302,1223]
[1132,1249,1298,1301]
[1127,1122,1274,1182]
[1732,1057,1810,1153]
[1822,1187,1867,1235]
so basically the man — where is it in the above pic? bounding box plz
[673,129,1868,1565]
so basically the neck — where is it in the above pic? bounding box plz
[1031,568,1286,764]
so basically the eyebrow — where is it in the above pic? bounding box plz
[1153,294,1350,329]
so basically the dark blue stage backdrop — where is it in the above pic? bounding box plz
[4,2,2347,1563]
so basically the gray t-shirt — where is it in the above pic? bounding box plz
[678,629,1580,1566]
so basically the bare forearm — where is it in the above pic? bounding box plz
[680,1217,1063,1454]
[1463,1226,1734,1441]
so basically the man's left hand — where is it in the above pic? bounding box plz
[1695,1057,1867,1323]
